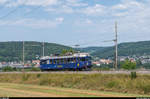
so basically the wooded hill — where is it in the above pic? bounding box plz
[0,41,71,62]
[79,41,150,58]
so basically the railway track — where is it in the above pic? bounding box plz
[0,70,150,74]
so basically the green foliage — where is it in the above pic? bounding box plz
[61,49,75,55]
[106,81,119,88]
[0,41,71,62]
[31,67,41,71]
[36,74,41,78]
[22,74,30,81]
[142,85,150,94]
[121,59,136,70]
[2,66,13,72]
[130,72,137,79]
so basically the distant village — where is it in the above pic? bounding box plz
[92,55,150,66]
[0,60,40,69]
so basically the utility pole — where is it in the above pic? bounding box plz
[43,42,45,57]
[114,21,118,69]
[74,44,80,54]
[22,41,25,72]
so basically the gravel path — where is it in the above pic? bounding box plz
[0,70,150,74]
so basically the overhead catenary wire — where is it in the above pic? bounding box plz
[68,40,114,48]
[0,0,47,26]
[0,0,27,20]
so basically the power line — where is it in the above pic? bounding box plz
[69,39,114,48]
[0,0,27,20]
[22,5,44,17]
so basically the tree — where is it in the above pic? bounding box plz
[2,66,13,72]
[121,59,136,70]
[61,49,75,56]
[121,59,137,79]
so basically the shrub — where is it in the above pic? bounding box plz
[37,74,41,78]
[31,67,41,71]
[2,66,13,72]
[22,74,30,81]
[106,81,118,88]
[140,84,150,94]
[130,72,137,79]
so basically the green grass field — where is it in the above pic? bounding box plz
[1,73,150,96]
[0,83,149,97]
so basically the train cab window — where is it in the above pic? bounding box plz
[40,60,47,65]
[47,60,50,64]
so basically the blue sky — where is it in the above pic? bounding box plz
[0,0,150,47]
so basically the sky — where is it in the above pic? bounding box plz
[0,0,150,47]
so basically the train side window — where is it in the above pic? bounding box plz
[70,58,73,63]
[53,59,56,64]
[67,58,70,63]
[61,59,64,64]
[47,60,50,64]
[56,59,60,64]
[85,58,88,61]
[50,60,52,64]
[78,57,80,62]
[64,58,67,64]
[81,58,85,62]
[56,59,58,64]
[73,58,76,63]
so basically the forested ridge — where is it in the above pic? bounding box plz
[79,41,150,58]
[0,41,71,62]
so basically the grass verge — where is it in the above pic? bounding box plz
[0,73,150,95]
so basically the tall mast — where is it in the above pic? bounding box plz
[23,41,25,72]
[114,21,118,69]
[43,42,45,57]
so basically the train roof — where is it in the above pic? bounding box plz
[40,53,90,60]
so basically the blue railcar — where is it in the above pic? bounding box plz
[40,53,92,71]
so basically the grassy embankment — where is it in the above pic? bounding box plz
[0,73,150,95]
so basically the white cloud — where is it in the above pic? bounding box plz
[55,17,64,22]
[65,0,88,7]
[6,0,59,7]
[0,18,64,28]
[80,4,106,16]
[85,19,93,24]
[46,5,74,14]
[0,0,8,4]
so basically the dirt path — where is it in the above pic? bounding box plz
[0,84,67,97]
[0,83,148,97]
